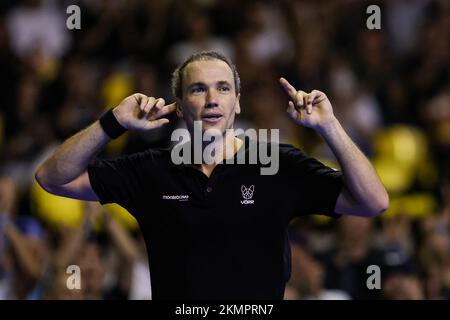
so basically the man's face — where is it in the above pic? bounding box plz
[178,59,241,134]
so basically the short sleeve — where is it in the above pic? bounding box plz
[280,145,344,219]
[87,151,152,210]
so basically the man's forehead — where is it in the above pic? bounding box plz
[183,59,234,84]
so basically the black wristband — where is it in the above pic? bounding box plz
[99,108,127,139]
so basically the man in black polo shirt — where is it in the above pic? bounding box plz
[35,51,389,300]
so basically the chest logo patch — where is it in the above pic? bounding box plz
[241,185,255,204]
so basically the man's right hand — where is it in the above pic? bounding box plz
[112,93,176,132]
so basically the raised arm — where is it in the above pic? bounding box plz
[279,78,389,218]
[35,94,176,201]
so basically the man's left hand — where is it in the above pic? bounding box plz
[280,77,336,131]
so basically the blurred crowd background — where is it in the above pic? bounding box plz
[0,0,449,300]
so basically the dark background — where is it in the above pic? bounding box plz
[0,0,449,300]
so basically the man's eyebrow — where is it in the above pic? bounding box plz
[187,82,205,88]
[217,80,232,87]
[186,81,232,90]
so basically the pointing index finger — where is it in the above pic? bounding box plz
[279,77,298,100]
[149,102,177,120]
[164,102,177,111]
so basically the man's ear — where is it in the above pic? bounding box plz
[175,99,183,118]
[235,93,241,115]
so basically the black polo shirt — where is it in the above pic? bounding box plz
[87,136,343,300]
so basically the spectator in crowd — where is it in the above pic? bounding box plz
[287,233,351,300]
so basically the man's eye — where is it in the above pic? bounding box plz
[191,87,205,93]
[219,86,231,92]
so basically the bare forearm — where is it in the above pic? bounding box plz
[318,118,389,212]
[5,226,42,279]
[278,78,388,215]
[105,214,140,261]
[53,218,90,269]
[36,121,110,186]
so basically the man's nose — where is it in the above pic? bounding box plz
[205,89,219,108]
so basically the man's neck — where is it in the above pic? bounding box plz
[196,131,243,177]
